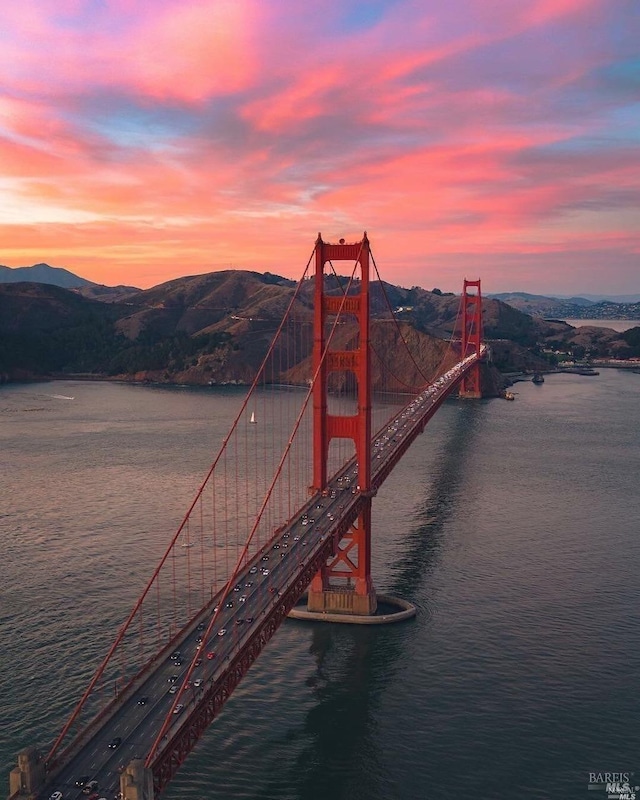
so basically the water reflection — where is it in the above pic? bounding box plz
[388,401,484,598]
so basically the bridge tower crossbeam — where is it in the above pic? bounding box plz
[308,232,377,616]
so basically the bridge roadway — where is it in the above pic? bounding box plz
[37,352,480,800]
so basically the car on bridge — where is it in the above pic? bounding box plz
[48,792,63,800]
[108,737,121,749]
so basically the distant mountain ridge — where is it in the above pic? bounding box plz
[1,269,639,389]
[488,291,640,320]
[3,263,638,315]
[0,262,141,303]
[0,262,97,288]
[561,293,640,304]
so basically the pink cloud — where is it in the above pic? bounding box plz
[0,0,263,102]
[0,0,636,295]
[120,0,264,102]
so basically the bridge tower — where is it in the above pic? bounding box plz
[307,233,377,616]
[459,278,483,399]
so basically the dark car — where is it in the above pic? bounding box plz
[108,737,122,749]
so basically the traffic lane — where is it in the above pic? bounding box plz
[40,468,374,798]
[43,528,331,798]
[46,640,207,797]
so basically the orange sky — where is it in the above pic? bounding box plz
[0,0,638,294]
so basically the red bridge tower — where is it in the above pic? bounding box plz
[307,233,377,615]
[459,278,483,399]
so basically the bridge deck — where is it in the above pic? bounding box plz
[37,351,482,800]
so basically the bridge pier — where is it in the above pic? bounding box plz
[120,759,155,800]
[308,581,378,616]
[8,747,45,798]
[290,593,416,624]
[458,384,482,399]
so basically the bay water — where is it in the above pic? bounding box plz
[1,370,639,799]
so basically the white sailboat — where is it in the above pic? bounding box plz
[250,411,257,424]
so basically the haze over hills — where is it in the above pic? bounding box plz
[487,291,640,320]
[560,293,640,304]
[490,291,640,305]
[2,263,639,320]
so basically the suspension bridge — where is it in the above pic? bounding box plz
[9,233,486,800]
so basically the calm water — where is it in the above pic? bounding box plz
[2,372,640,800]
[562,319,639,332]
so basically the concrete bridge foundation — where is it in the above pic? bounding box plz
[121,759,155,800]
[290,593,416,624]
[7,747,44,798]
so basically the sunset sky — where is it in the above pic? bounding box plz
[1,0,638,294]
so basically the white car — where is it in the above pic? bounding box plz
[48,793,63,800]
